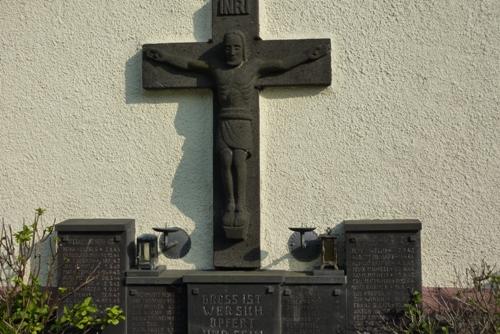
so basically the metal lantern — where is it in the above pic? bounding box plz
[319,231,338,270]
[136,234,158,270]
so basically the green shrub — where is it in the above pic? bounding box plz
[384,261,500,334]
[0,209,125,334]
[383,291,449,334]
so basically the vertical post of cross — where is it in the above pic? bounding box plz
[211,0,262,269]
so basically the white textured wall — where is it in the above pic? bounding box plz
[0,0,498,286]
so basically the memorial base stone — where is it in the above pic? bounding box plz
[125,271,346,334]
[56,219,423,334]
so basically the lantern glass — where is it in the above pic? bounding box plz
[322,238,335,262]
[320,235,338,270]
[141,242,150,261]
[137,234,158,270]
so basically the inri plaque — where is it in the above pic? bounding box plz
[344,220,422,334]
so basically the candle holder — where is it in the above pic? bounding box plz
[153,227,191,259]
[288,227,321,261]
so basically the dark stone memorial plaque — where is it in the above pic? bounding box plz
[282,274,346,334]
[344,220,422,334]
[127,285,186,334]
[185,274,282,334]
[142,0,331,269]
[56,219,135,334]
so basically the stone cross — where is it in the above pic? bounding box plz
[142,0,331,269]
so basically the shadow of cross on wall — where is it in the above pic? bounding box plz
[142,0,331,269]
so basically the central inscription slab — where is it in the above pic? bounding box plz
[186,279,281,334]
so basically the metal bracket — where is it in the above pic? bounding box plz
[288,230,321,262]
[153,227,191,259]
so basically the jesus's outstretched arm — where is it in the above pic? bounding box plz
[144,48,210,72]
[257,44,330,76]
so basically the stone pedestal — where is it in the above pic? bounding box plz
[55,219,423,334]
[125,270,346,334]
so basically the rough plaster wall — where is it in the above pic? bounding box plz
[0,0,498,285]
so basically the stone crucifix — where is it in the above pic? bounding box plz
[142,0,331,269]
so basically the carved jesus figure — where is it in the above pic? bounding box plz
[145,31,328,240]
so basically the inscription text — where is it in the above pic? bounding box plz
[218,0,249,16]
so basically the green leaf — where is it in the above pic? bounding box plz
[14,224,33,243]
[35,208,46,216]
